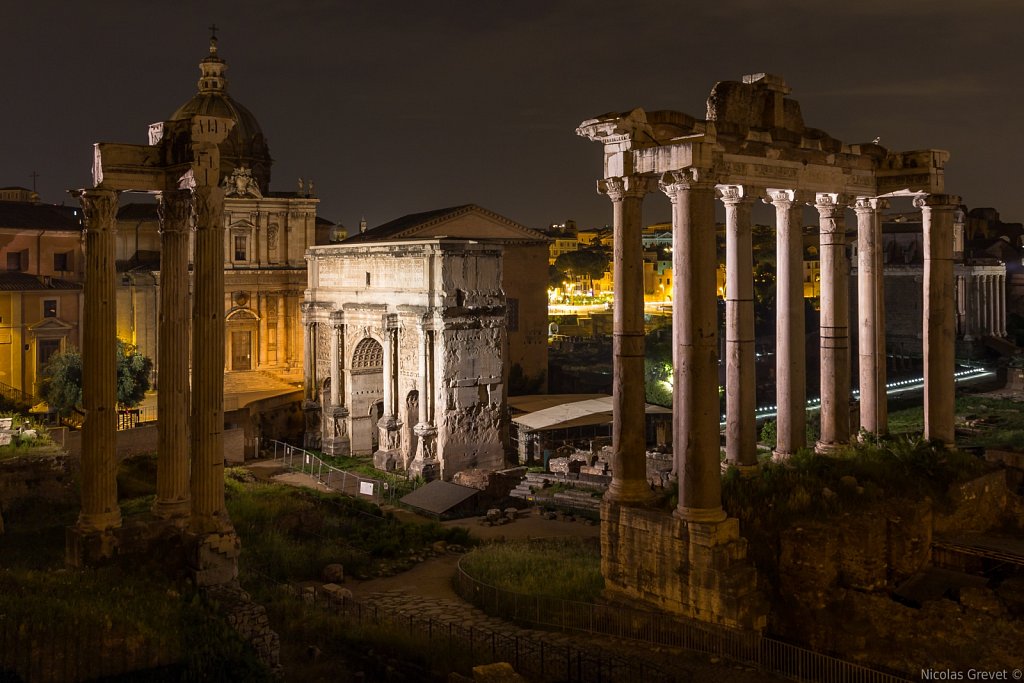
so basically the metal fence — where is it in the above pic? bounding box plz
[306,585,682,683]
[0,616,172,683]
[266,439,406,505]
[454,562,914,683]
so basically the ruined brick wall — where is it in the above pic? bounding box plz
[0,454,77,508]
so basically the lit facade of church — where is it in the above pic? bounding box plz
[112,39,331,384]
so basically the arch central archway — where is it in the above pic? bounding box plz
[347,337,384,455]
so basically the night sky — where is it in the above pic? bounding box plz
[3,0,1022,232]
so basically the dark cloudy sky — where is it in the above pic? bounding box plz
[3,0,1022,231]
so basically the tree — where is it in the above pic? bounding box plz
[553,246,612,292]
[40,339,153,416]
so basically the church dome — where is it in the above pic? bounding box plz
[170,35,273,193]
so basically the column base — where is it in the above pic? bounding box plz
[65,525,120,567]
[601,501,768,631]
[408,459,439,481]
[604,478,656,506]
[771,449,794,462]
[186,529,241,587]
[372,449,399,472]
[814,440,845,455]
[75,509,123,533]
[151,498,191,521]
[723,461,760,477]
[323,436,350,456]
[674,505,728,524]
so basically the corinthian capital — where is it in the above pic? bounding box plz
[715,184,753,205]
[659,167,715,201]
[913,193,962,210]
[763,188,797,208]
[158,189,194,234]
[72,188,119,233]
[852,196,889,214]
[812,192,847,218]
[192,185,225,232]
[597,175,650,201]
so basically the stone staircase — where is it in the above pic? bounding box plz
[223,370,300,395]
[510,471,607,515]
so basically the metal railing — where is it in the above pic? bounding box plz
[0,379,37,406]
[266,439,395,505]
[454,560,913,683]
[305,584,681,682]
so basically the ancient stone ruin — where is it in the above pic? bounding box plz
[577,73,958,630]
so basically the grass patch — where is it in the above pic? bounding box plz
[459,537,603,602]
[226,468,471,583]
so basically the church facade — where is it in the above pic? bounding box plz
[112,39,332,384]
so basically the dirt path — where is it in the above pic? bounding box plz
[350,507,601,600]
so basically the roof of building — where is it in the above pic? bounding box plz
[0,272,81,291]
[512,395,670,433]
[168,37,273,193]
[399,480,480,517]
[0,201,82,230]
[342,204,549,245]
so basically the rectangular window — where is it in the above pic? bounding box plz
[7,252,22,271]
[43,299,58,318]
[234,236,247,261]
[53,252,70,272]
[38,339,61,367]
[507,297,519,332]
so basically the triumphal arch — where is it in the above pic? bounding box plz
[578,73,958,629]
[303,237,508,479]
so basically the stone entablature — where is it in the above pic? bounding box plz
[304,239,507,479]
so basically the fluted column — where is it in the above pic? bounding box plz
[661,170,724,521]
[329,321,341,407]
[766,189,806,458]
[190,183,230,533]
[717,184,757,469]
[815,193,851,450]
[153,189,192,520]
[917,194,960,446]
[277,294,287,365]
[853,198,888,436]
[999,274,1007,336]
[75,188,122,532]
[302,321,316,401]
[598,175,653,505]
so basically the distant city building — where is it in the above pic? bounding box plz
[0,193,83,397]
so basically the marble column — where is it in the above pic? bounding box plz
[717,184,757,469]
[411,327,438,477]
[277,294,287,365]
[302,322,316,401]
[766,189,806,458]
[815,193,851,450]
[323,317,350,455]
[999,274,1007,336]
[377,319,401,455]
[981,275,990,335]
[853,198,888,436]
[662,170,724,521]
[153,189,192,520]
[190,183,230,533]
[75,188,122,532]
[917,194,960,446]
[599,175,654,505]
